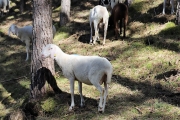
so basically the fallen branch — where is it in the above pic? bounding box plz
[135,107,143,114]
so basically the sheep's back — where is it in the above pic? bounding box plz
[20,26,33,39]
[71,56,112,84]
[89,5,109,22]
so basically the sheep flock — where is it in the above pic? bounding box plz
[3,0,177,114]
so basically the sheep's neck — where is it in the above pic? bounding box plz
[54,50,69,69]
[16,29,22,39]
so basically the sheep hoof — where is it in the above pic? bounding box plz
[69,106,74,111]
[98,106,104,113]
[79,104,85,108]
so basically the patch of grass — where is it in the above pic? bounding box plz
[54,26,70,42]
[159,22,180,35]
[138,99,180,119]
[132,0,146,13]
[41,97,58,112]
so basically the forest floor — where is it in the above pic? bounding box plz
[0,0,180,119]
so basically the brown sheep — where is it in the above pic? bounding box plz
[109,3,128,39]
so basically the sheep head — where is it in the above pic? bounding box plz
[41,44,58,60]
[8,24,18,36]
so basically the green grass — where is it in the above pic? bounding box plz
[159,22,180,35]
[54,26,70,42]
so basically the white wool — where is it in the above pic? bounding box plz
[41,44,113,113]
[89,5,109,45]
[0,0,10,16]
[8,24,56,61]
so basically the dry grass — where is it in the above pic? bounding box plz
[0,0,180,119]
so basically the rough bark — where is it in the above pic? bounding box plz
[59,0,71,26]
[31,0,62,99]
[20,0,26,13]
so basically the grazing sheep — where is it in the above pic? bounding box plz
[41,44,113,113]
[89,5,109,45]
[163,0,174,14]
[109,3,128,39]
[8,24,56,61]
[0,0,10,16]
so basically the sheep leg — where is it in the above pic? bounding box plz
[90,21,93,44]
[120,20,122,35]
[3,5,7,13]
[93,21,98,44]
[102,82,108,112]
[162,0,166,14]
[91,81,104,112]
[170,0,174,14]
[78,81,85,107]
[69,78,75,111]
[25,40,30,61]
[124,14,128,38]
[97,25,100,40]
[97,85,104,113]
[103,23,108,45]
[115,22,119,40]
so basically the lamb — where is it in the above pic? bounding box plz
[89,5,109,45]
[0,0,10,16]
[8,24,56,61]
[162,0,174,14]
[41,44,113,113]
[109,3,128,39]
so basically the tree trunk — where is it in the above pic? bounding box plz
[31,0,62,99]
[59,0,71,26]
[20,0,26,13]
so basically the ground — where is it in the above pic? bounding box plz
[0,0,180,119]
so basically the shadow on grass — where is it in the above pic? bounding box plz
[0,32,30,109]
[112,74,180,106]
[155,69,180,80]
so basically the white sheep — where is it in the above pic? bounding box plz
[41,44,113,113]
[0,0,10,16]
[162,0,174,14]
[89,5,109,45]
[8,24,56,61]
